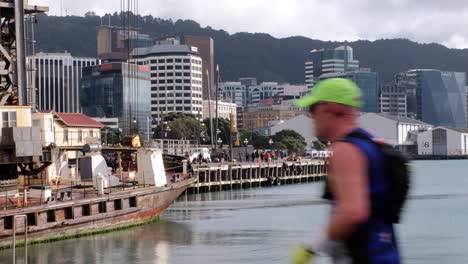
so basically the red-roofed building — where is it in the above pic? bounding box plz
[32,111,104,149]
[31,111,105,183]
[55,112,105,129]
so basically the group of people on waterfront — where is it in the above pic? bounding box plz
[242,149,288,163]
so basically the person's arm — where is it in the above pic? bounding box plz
[326,142,370,240]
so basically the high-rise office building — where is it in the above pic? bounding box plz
[80,63,151,139]
[97,26,152,62]
[320,69,379,113]
[305,45,359,89]
[181,36,215,100]
[392,69,467,127]
[131,42,203,122]
[380,83,407,117]
[249,82,281,105]
[218,82,247,107]
[27,52,99,112]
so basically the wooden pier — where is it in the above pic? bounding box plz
[187,159,327,193]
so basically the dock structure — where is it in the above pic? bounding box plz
[188,159,327,193]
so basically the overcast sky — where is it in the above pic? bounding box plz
[30,0,468,49]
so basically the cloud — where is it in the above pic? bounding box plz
[29,0,468,48]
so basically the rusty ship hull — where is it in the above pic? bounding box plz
[0,177,195,249]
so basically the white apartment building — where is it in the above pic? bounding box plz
[305,61,314,90]
[27,52,99,112]
[202,100,237,120]
[132,44,203,122]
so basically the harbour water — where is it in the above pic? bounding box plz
[2,160,468,263]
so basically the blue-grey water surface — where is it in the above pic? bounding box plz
[1,160,468,263]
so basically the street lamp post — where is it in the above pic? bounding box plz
[243,138,249,162]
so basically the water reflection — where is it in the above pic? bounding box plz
[1,221,194,264]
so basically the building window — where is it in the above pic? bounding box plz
[158,59,165,63]
[175,65,182,69]
[183,59,190,63]
[167,58,173,63]
[98,202,107,213]
[183,65,190,70]
[176,107,183,111]
[78,129,83,142]
[167,72,174,76]
[89,130,94,138]
[175,59,182,63]
[175,73,182,77]
[184,107,191,111]
[1,111,17,128]
[184,72,190,77]
[184,86,190,90]
[167,65,174,70]
[64,129,69,142]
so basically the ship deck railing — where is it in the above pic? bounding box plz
[0,171,187,211]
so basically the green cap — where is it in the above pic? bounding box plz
[295,78,363,108]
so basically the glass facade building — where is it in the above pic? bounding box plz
[393,69,467,127]
[80,63,151,139]
[416,70,466,127]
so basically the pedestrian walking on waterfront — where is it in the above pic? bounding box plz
[246,152,250,162]
[290,78,408,264]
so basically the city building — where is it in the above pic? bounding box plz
[202,100,237,120]
[321,69,379,113]
[305,45,359,89]
[131,42,203,123]
[218,82,247,107]
[238,77,257,87]
[27,52,99,112]
[380,81,407,117]
[394,69,467,128]
[242,100,305,130]
[80,63,151,140]
[249,82,280,105]
[97,26,152,62]
[181,36,215,100]
[277,84,309,97]
[417,127,468,156]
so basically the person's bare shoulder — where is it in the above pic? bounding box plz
[329,141,367,178]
